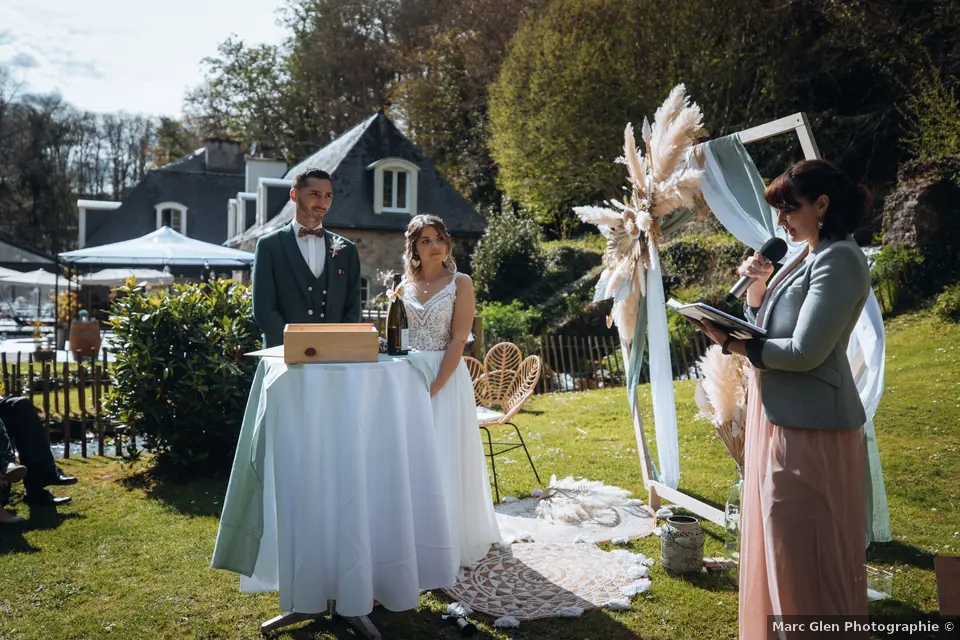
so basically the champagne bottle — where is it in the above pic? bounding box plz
[387,274,409,355]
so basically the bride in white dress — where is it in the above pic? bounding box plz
[399,214,502,567]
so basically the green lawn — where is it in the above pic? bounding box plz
[0,311,956,639]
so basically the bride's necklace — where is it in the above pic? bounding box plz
[418,273,444,295]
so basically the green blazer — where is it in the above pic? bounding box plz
[251,222,362,348]
[745,236,870,430]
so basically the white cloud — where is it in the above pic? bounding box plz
[0,0,287,117]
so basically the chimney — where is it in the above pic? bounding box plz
[204,138,243,173]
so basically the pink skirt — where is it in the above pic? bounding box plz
[739,370,868,639]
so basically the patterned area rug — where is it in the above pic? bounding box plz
[442,543,652,622]
[493,496,656,545]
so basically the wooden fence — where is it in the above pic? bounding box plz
[0,349,122,458]
[485,331,714,394]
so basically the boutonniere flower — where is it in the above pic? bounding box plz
[329,236,345,258]
[386,284,404,302]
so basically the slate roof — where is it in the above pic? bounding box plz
[82,168,244,248]
[162,148,207,173]
[230,112,486,247]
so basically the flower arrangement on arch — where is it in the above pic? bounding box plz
[573,84,708,346]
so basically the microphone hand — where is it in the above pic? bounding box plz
[737,252,775,280]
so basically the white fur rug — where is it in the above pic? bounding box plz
[493,476,656,545]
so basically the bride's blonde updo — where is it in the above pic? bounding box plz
[403,214,457,281]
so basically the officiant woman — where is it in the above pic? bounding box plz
[692,159,872,639]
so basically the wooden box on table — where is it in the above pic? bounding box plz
[282,323,379,364]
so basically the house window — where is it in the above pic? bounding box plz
[367,158,419,215]
[161,208,182,230]
[382,170,409,212]
[360,277,370,305]
[154,201,188,235]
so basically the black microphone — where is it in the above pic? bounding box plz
[723,237,788,306]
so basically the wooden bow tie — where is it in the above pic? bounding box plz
[298,227,324,238]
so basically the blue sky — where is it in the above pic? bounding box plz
[0,0,287,117]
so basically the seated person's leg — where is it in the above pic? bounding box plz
[0,396,75,506]
[0,417,27,483]
[1,418,27,523]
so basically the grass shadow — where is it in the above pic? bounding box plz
[120,468,227,518]
[254,548,653,638]
[671,488,725,514]
[0,526,41,554]
[869,597,937,617]
[271,598,649,640]
[658,567,736,593]
[0,495,86,536]
[867,540,936,571]
[23,507,86,532]
[268,607,510,640]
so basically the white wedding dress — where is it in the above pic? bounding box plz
[402,273,502,566]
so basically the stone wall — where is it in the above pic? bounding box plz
[883,156,960,250]
[328,227,477,303]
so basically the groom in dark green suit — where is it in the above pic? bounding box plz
[252,168,362,347]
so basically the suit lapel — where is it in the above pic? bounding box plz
[280,223,315,293]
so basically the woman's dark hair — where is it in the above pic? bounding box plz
[763,159,872,239]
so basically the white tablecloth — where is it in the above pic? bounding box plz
[239,355,459,617]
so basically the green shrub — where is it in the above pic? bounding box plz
[544,243,603,282]
[661,232,747,292]
[480,300,542,345]
[901,67,960,161]
[871,245,927,315]
[666,283,731,352]
[661,236,713,287]
[106,279,261,474]
[933,282,960,322]
[472,209,546,302]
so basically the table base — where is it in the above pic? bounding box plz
[260,600,381,639]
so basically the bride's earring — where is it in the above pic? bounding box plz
[411,255,421,267]
[817,217,824,230]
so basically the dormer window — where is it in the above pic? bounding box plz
[368,158,419,215]
[155,201,188,234]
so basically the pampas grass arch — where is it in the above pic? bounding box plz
[575,89,822,526]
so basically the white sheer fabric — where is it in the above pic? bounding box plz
[645,241,681,488]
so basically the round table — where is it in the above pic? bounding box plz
[214,355,459,637]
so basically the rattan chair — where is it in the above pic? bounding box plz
[462,356,486,406]
[469,342,542,502]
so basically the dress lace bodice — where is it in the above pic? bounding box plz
[401,273,458,352]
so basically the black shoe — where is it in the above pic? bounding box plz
[49,468,78,486]
[25,490,72,507]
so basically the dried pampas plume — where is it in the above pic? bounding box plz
[695,344,749,470]
[574,84,706,349]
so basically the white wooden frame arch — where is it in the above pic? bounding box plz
[643,112,822,526]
